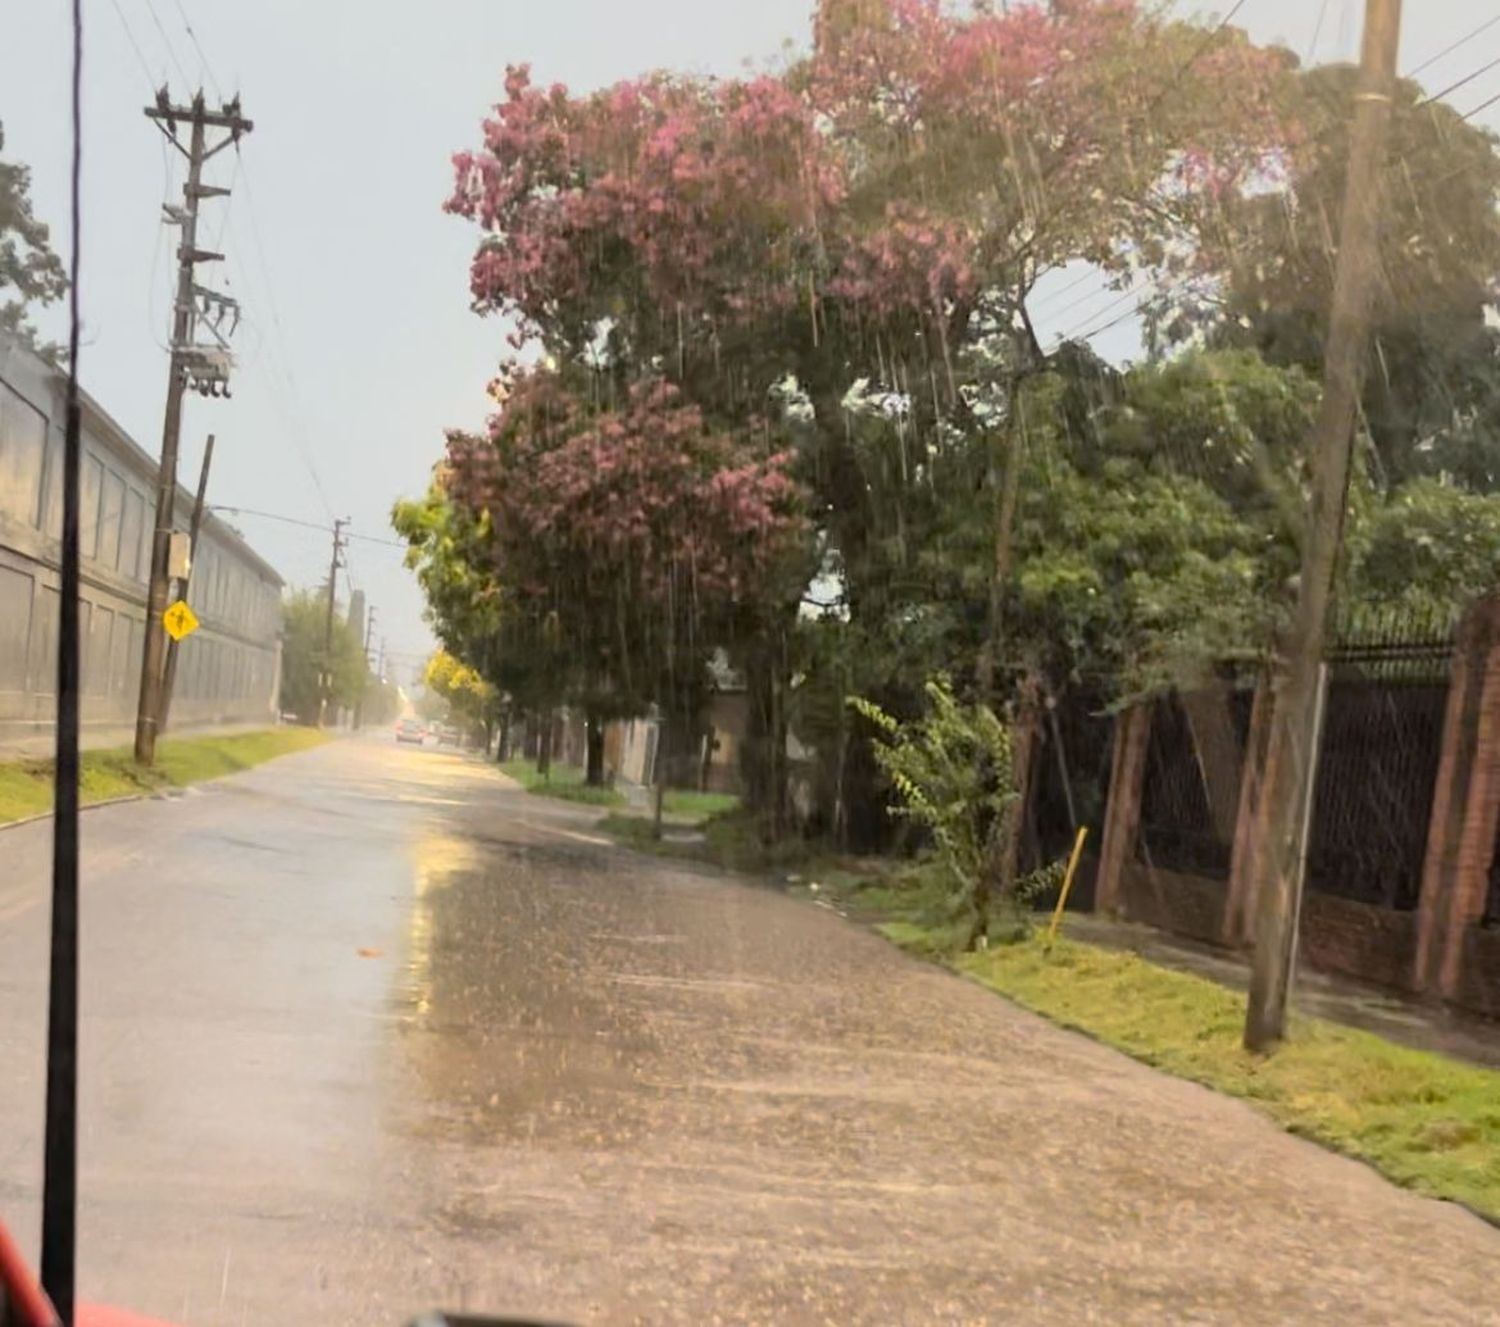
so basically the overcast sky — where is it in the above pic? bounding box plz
[5,1,1498,680]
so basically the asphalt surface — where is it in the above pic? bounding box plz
[1,737,1497,1326]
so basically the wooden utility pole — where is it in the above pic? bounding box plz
[158,434,214,734]
[354,605,376,729]
[1244,0,1402,1051]
[134,92,251,765]
[318,518,348,728]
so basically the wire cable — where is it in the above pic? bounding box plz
[1408,15,1500,79]
[210,505,409,548]
[169,0,224,99]
[1461,87,1500,122]
[139,0,192,89]
[105,0,158,90]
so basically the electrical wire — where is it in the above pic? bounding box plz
[1461,87,1500,123]
[1140,0,1251,120]
[105,0,158,90]
[169,0,224,99]
[1407,14,1500,79]
[1304,0,1333,65]
[1416,52,1500,109]
[1055,15,1500,349]
[138,0,192,89]
[226,164,339,524]
[209,505,409,549]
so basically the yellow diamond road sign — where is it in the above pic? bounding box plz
[163,600,200,642]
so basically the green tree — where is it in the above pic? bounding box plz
[851,678,1057,951]
[278,589,366,725]
[1185,63,1500,490]
[422,648,497,745]
[0,123,67,352]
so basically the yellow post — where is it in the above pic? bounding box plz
[1044,826,1090,952]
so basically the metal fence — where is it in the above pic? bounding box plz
[1025,687,1114,872]
[1304,609,1454,911]
[1135,683,1256,880]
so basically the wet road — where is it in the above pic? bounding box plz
[1,738,1497,1326]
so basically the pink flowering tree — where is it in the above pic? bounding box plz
[435,0,1300,828]
[442,368,807,784]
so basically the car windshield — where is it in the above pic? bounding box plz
[5,3,1500,1326]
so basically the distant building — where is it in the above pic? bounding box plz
[0,337,284,751]
[347,588,366,642]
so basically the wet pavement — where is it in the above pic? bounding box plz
[1,738,1498,1325]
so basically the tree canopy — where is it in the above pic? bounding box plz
[0,122,66,352]
[402,0,1500,842]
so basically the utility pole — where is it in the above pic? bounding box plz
[159,434,214,735]
[319,519,348,728]
[134,91,251,766]
[1244,0,1401,1052]
[354,605,377,729]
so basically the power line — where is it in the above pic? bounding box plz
[1417,51,1500,108]
[133,0,341,534]
[168,0,224,99]
[227,160,339,523]
[1142,0,1252,120]
[1055,17,1500,349]
[138,0,192,89]
[1461,87,1500,123]
[209,504,408,548]
[105,0,158,91]
[1304,0,1333,65]
[1408,15,1500,78]
[1028,268,1097,312]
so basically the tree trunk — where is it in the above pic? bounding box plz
[496,711,510,763]
[537,709,554,777]
[976,380,1025,702]
[652,719,668,840]
[585,716,607,786]
[997,675,1042,900]
[742,638,788,839]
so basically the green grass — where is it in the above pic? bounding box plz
[817,852,1500,1222]
[498,759,626,807]
[661,788,740,819]
[598,813,1500,1218]
[952,938,1500,1221]
[0,727,331,826]
[601,806,818,873]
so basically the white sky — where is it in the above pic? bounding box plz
[4,1,1498,677]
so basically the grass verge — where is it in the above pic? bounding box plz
[601,806,818,873]
[810,867,1500,1222]
[499,759,626,808]
[662,788,740,819]
[596,807,1500,1220]
[0,727,331,827]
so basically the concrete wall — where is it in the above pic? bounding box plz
[0,339,283,751]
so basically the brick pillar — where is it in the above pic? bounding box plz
[1223,673,1273,946]
[1414,595,1500,997]
[1094,701,1151,916]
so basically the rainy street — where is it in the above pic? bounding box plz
[0,738,1496,1326]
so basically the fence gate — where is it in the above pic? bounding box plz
[1305,611,1455,911]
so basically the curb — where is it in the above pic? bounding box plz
[0,790,167,834]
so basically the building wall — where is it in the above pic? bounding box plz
[0,340,283,750]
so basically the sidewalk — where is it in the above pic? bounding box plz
[1058,912,1500,1070]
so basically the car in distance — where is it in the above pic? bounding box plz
[395,718,425,744]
